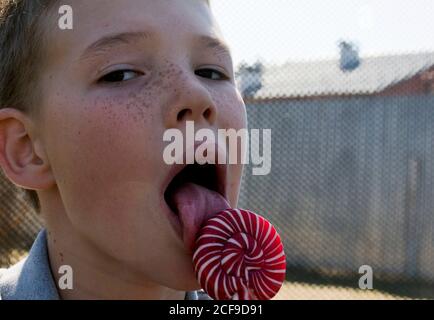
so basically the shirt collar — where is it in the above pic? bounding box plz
[0,229,59,300]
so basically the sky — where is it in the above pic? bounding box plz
[210,0,434,67]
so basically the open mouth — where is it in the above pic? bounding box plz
[164,163,225,215]
[162,162,230,253]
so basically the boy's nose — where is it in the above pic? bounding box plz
[163,78,217,128]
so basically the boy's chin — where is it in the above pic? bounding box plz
[170,262,201,291]
[167,273,201,291]
[144,259,200,291]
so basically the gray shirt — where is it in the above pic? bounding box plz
[0,230,210,300]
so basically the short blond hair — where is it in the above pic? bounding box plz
[0,0,59,212]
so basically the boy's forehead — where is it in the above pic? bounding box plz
[52,0,223,56]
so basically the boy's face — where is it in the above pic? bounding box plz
[38,0,246,290]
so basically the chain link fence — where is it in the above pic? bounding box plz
[1,0,434,300]
[221,0,434,300]
[0,170,42,268]
[238,95,434,299]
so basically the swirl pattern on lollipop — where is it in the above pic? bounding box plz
[193,209,286,300]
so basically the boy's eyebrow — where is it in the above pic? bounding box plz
[79,31,232,62]
[79,31,154,61]
[196,35,232,58]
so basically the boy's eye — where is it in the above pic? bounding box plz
[195,68,229,81]
[98,70,143,83]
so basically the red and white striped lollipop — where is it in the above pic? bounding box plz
[192,208,286,300]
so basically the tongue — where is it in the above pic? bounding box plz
[171,182,231,253]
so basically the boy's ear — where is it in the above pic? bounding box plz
[0,108,55,190]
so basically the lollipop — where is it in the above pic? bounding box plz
[192,208,286,300]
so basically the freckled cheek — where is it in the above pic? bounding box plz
[51,102,162,194]
[50,104,169,233]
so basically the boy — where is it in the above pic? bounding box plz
[0,0,246,299]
